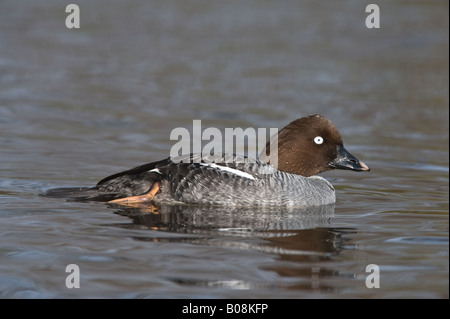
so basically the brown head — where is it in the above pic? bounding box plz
[260,114,370,177]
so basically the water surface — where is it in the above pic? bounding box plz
[0,0,448,298]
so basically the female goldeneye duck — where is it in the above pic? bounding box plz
[44,114,369,207]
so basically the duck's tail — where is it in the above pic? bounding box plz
[40,187,117,202]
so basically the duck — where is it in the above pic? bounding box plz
[43,114,369,207]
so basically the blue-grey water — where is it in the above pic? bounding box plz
[0,0,448,298]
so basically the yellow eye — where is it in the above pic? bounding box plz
[314,136,324,145]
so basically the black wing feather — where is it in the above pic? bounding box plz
[96,157,171,185]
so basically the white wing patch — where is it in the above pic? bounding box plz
[149,168,162,174]
[200,163,256,180]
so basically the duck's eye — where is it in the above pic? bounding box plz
[314,136,324,145]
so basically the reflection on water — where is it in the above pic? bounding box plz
[261,227,358,293]
[109,203,335,233]
[105,203,360,292]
